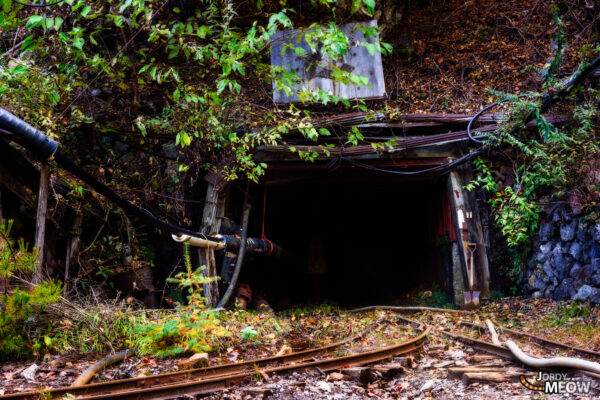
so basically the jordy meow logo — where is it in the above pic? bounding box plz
[520,372,591,394]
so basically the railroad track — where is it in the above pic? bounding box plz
[0,329,430,400]
[458,320,600,359]
[443,320,600,381]
[392,314,600,381]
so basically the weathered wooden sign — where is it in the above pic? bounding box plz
[271,20,385,103]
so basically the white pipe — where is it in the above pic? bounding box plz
[485,319,501,346]
[171,234,225,250]
[485,319,600,374]
[504,340,600,374]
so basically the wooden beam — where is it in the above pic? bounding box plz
[198,175,225,307]
[33,162,50,284]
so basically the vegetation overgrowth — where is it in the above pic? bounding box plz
[0,0,599,361]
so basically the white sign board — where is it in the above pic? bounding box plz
[271,20,386,103]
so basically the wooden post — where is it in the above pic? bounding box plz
[33,162,50,284]
[64,211,83,294]
[198,175,225,308]
[448,168,491,302]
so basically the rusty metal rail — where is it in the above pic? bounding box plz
[1,329,429,400]
[0,338,349,400]
[394,314,600,382]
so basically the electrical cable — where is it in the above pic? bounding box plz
[12,0,65,7]
[53,150,216,240]
[467,94,534,144]
[338,147,486,176]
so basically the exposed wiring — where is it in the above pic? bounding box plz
[338,148,486,176]
[12,0,65,7]
[53,150,214,239]
[467,94,534,144]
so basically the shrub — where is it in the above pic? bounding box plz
[135,243,227,357]
[0,220,62,360]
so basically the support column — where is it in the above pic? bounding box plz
[199,173,225,307]
[448,167,491,303]
[33,162,49,284]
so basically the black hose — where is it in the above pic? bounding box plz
[0,108,58,159]
[0,106,218,240]
[53,151,212,239]
[339,148,485,176]
[217,192,250,308]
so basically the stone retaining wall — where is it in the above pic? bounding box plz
[524,205,600,303]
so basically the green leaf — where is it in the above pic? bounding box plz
[240,326,258,339]
[167,46,179,59]
[47,91,60,105]
[362,0,375,14]
[293,46,306,56]
[80,5,91,18]
[113,15,124,28]
[173,88,180,101]
[72,37,85,50]
[20,35,35,52]
[26,15,44,30]
[198,25,211,39]
[10,65,28,75]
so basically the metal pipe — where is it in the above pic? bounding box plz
[217,234,286,257]
[171,234,225,250]
[171,232,287,258]
[217,195,251,308]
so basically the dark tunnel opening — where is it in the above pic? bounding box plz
[239,173,456,309]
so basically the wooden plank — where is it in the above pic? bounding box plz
[271,20,385,103]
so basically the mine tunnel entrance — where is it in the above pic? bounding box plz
[241,172,456,309]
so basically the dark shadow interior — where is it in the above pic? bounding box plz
[241,173,454,309]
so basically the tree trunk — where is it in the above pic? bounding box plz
[64,211,83,295]
[33,162,50,284]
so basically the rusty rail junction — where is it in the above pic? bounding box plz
[0,329,430,400]
[3,314,600,400]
